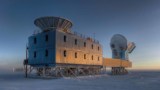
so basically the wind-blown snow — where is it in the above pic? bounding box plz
[0,70,160,90]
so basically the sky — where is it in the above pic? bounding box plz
[0,0,160,70]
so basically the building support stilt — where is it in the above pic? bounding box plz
[111,67,128,75]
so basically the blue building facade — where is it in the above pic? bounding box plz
[28,30,56,66]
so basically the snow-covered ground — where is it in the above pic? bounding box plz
[0,70,160,90]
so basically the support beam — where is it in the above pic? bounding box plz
[111,67,128,75]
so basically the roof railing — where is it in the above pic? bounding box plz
[32,29,99,44]
[73,31,99,44]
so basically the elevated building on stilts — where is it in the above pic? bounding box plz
[24,16,135,78]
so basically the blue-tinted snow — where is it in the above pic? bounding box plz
[0,70,160,90]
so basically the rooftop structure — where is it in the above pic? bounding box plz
[34,16,72,33]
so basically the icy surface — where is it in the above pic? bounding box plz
[0,70,160,90]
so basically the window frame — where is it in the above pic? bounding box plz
[34,37,37,44]
[98,46,100,51]
[84,42,86,47]
[64,50,67,57]
[45,34,48,42]
[64,35,67,42]
[75,52,77,58]
[45,49,48,57]
[84,54,86,59]
[75,39,77,45]
[34,51,36,58]
[92,44,93,49]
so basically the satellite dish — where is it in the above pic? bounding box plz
[110,34,128,60]
[34,16,73,32]
[110,34,127,51]
[110,34,136,60]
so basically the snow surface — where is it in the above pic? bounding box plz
[0,70,160,90]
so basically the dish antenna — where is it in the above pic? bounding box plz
[34,16,73,32]
[110,34,136,60]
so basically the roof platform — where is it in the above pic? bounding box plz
[103,58,132,68]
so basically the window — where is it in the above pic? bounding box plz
[84,42,86,47]
[75,39,77,45]
[92,44,93,49]
[45,50,48,57]
[98,46,99,51]
[64,35,66,42]
[64,50,66,57]
[98,57,99,61]
[84,54,86,59]
[111,44,115,48]
[34,37,37,44]
[75,52,77,58]
[34,51,36,58]
[45,35,48,42]
[92,55,93,60]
